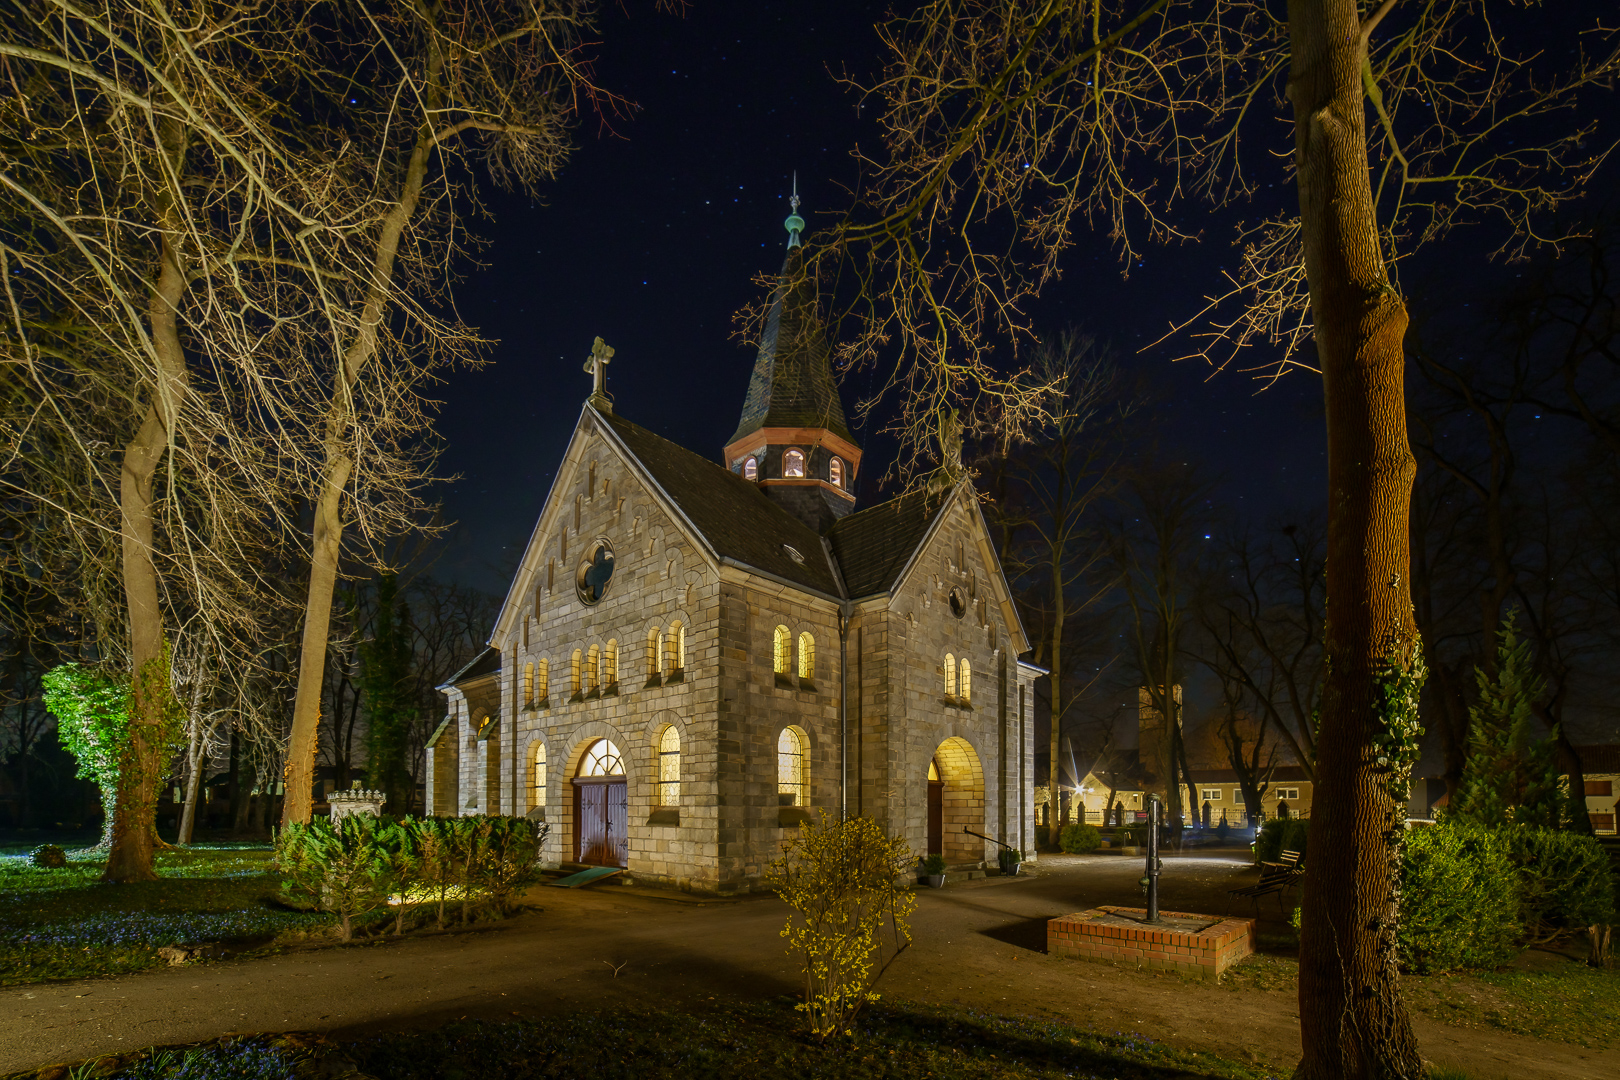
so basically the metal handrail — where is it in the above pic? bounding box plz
[962,826,1017,851]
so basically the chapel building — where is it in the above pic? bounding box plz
[427,209,1043,893]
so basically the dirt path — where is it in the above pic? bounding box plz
[4,849,1613,1079]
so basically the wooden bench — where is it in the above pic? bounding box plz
[1227,849,1303,916]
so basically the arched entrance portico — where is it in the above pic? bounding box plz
[573,738,627,867]
[929,736,986,866]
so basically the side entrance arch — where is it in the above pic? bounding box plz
[929,737,986,865]
[573,738,627,867]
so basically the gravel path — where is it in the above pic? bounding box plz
[3,848,1613,1079]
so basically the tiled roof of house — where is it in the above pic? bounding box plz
[826,489,946,599]
[727,247,854,446]
[1186,766,1313,785]
[1578,744,1620,774]
[601,411,842,597]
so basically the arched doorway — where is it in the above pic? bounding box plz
[930,737,986,865]
[573,739,627,866]
[926,760,944,855]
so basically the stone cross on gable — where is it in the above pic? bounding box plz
[584,336,614,411]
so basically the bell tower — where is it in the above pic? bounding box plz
[723,190,861,533]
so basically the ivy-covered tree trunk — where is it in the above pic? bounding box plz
[1287,1,1426,1076]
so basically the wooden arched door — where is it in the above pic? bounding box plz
[573,739,628,867]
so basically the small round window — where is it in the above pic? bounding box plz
[948,586,967,619]
[576,537,615,605]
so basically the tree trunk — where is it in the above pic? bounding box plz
[281,120,439,827]
[1288,2,1425,1077]
[1048,549,1065,835]
[105,182,190,881]
[178,732,206,845]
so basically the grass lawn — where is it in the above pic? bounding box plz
[1219,943,1620,1049]
[0,845,338,986]
[3,1000,1289,1080]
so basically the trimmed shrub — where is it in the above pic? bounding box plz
[1255,818,1309,863]
[1058,823,1101,854]
[1399,821,1520,974]
[1499,824,1615,943]
[920,853,947,876]
[29,844,67,869]
[275,814,546,939]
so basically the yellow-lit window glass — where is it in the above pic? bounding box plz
[777,727,807,806]
[536,658,549,701]
[798,632,814,679]
[829,456,843,487]
[523,661,534,706]
[570,649,582,696]
[657,726,681,806]
[579,739,623,777]
[743,456,758,481]
[944,654,956,697]
[773,625,791,674]
[959,659,971,702]
[587,643,600,692]
[532,742,547,810]
[604,639,618,685]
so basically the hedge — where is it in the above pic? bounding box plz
[1499,824,1615,943]
[1399,821,1521,974]
[1058,824,1101,854]
[1254,818,1309,864]
[276,815,545,939]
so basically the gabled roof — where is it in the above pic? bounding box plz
[600,410,841,597]
[437,646,499,691]
[727,247,853,446]
[827,489,944,599]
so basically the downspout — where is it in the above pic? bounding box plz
[839,606,850,819]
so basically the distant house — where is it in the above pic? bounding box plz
[1183,766,1314,826]
[1569,745,1620,836]
[1072,769,1147,825]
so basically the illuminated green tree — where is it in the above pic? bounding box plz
[40,664,130,848]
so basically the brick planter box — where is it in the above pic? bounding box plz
[1047,905,1254,980]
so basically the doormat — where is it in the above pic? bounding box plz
[548,866,625,888]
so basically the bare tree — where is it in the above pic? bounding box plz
[814,2,1617,1072]
[984,331,1130,831]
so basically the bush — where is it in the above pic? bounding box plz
[29,844,67,869]
[920,853,947,876]
[275,814,545,939]
[1399,821,1520,974]
[1058,824,1101,854]
[1499,824,1615,943]
[771,813,916,1040]
[1255,818,1309,863]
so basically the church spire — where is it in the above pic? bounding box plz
[723,190,862,533]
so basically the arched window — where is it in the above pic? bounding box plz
[587,643,600,692]
[829,456,844,488]
[783,448,805,478]
[523,661,535,707]
[536,658,549,702]
[531,742,547,810]
[777,727,808,807]
[570,649,582,697]
[662,622,684,674]
[944,653,956,697]
[798,632,815,680]
[773,625,792,674]
[604,639,618,686]
[646,626,661,679]
[578,738,623,777]
[958,659,972,702]
[656,725,681,806]
[743,456,758,481]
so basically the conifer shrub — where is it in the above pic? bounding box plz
[1058,823,1101,854]
[1499,824,1615,945]
[1399,821,1520,973]
[1255,818,1309,863]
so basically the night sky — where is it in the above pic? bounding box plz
[428,0,1339,595]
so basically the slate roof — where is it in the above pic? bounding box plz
[600,410,841,597]
[439,646,499,690]
[727,247,854,446]
[827,489,947,599]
